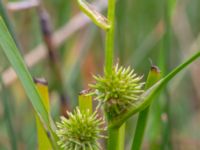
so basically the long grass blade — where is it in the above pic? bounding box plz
[0,17,59,149]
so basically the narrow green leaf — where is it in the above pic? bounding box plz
[109,50,200,128]
[0,0,20,49]
[0,16,49,127]
[0,17,59,149]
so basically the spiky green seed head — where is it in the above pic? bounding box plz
[56,107,105,150]
[89,64,144,119]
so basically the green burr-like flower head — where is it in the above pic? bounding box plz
[89,64,144,119]
[56,107,105,150]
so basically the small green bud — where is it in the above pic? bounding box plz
[56,107,105,150]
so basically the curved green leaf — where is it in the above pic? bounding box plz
[109,50,200,128]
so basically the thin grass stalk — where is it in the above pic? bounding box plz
[0,77,18,150]
[160,0,173,149]
[132,108,150,150]
[131,66,161,150]
[0,0,21,50]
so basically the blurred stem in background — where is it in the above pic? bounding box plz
[159,0,173,149]
[0,0,22,52]
[36,6,70,116]
[0,77,18,150]
[146,0,173,149]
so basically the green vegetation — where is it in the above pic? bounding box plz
[0,0,200,149]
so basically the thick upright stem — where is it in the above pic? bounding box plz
[105,0,123,150]
[108,128,119,150]
[108,124,125,150]
[105,0,116,74]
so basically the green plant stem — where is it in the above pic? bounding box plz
[105,0,122,149]
[78,94,93,113]
[107,128,118,150]
[34,79,52,150]
[131,66,161,150]
[118,123,125,149]
[107,124,125,150]
[132,107,149,150]
[105,0,116,74]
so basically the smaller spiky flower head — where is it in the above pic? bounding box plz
[56,107,105,150]
[89,64,144,119]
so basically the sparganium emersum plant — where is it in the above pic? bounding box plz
[89,64,144,119]
[1,0,200,149]
[56,107,105,150]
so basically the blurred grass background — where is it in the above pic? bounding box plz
[0,0,200,149]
